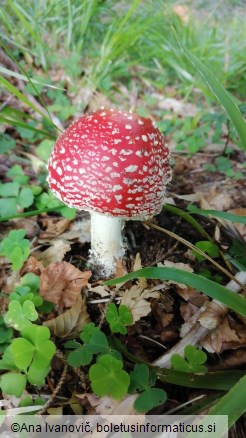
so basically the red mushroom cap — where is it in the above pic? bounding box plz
[47,108,172,219]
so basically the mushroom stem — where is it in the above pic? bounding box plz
[89,211,125,277]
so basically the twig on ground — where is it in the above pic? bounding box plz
[153,271,246,368]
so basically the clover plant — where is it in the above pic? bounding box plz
[65,322,120,367]
[89,354,130,399]
[171,345,208,373]
[105,303,133,334]
[129,363,167,412]
[66,320,167,412]
[0,229,30,270]
[0,324,56,397]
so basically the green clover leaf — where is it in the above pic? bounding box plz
[193,240,219,261]
[11,338,35,371]
[0,229,30,270]
[4,300,38,331]
[0,372,27,397]
[106,303,133,334]
[89,354,130,399]
[7,165,29,184]
[21,325,56,385]
[66,323,110,367]
[129,363,151,392]
[134,387,167,413]
[18,187,34,208]
[171,345,207,373]
[67,347,93,367]
[0,345,17,371]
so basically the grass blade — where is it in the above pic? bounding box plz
[0,115,55,138]
[0,66,65,91]
[209,375,246,428]
[105,267,246,317]
[188,205,246,224]
[0,75,54,126]
[178,40,246,151]
[112,337,245,390]
[163,205,212,241]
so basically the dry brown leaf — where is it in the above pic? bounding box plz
[198,300,228,330]
[62,217,91,243]
[158,260,195,291]
[88,284,111,298]
[121,284,159,323]
[133,253,147,290]
[39,217,71,239]
[33,239,71,266]
[209,348,246,370]
[115,258,127,279]
[76,393,138,416]
[44,295,90,338]
[40,261,91,308]
[200,192,232,211]
[228,208,246,239]
[20,256,44,276]
[1,270,20,294]
[201,318,240,353]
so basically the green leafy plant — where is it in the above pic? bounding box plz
[0,325,56,396]
[4,300,38,331]
[67,322,166,410]
[105,267,246,318]
[0,229,30,270]
[179,40,246,151]
[0,181,33,217]
[89,354,130,399]
[193,240,220,261]
[65,323,117,367]
[35,190,75,219]
[204,156,243,180]
[105,303,133,335]
[9,273,43,308]
[171,345,208,373]
[129,364,167,412]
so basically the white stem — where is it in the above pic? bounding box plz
[89,211,125,277]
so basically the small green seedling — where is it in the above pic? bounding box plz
[0,325,56,396]
[129,363,167,412]
[89,354,130,399]
[4,300,38,331]
[7,165,29,185]
[193,240,220,261]
[0,229,30,270]
[204,156,243,180]
[171,345,207,373]
[9,273,43,307]
[228,239,246,269]
[105,303,133,334]
[35,189,75,219]
[65,323,116,367]
[0,181,33,217]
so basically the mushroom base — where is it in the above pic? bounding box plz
[88,211,125,277]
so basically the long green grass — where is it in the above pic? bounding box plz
[1,0,245,100]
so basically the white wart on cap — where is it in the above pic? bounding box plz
[47,108,172,276]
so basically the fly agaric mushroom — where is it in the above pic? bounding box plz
[47,108,172,277]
